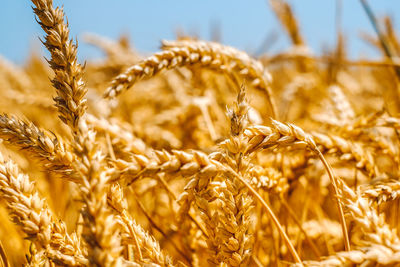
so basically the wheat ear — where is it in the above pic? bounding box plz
[179,88,302,265]
[72,122,124,266]
[302,182,400,266]
[302,244,400,266]
[270,0,304,46]
[328,85,355,123]
[311,131,375,177]
[196,87,255,265]
[0,152,87,266]
[112,149,231,185]
[104,39,277,118]
[341,181,399,246]
[0,114,76,179]
[31,0,87,132]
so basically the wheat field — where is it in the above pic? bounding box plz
[1,0,400,266]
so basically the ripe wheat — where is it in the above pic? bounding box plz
[0,0,399,266]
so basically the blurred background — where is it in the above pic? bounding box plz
[1,0,400,63]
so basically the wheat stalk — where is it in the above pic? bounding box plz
[31,0,128,264]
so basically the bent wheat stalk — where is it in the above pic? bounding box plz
[244,119,351,251]
[104,39,277,118]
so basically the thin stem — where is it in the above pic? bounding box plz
[359,0,400,117]
[122,211,143,262]
[0,240,9,267]
[359,0,396,60]
[267,54,400,68]
[156,174,209,238]
[316,149,351,251]
[230,170,303,265]
[281,199,321,258]
[133,193,192,265]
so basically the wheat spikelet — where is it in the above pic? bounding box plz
[311,132,376,177]
[361,180,400,204]
[24,247,47,267]
[328,85,355,124]
[249,165,289,194]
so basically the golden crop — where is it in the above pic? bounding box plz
[0,0,399,266]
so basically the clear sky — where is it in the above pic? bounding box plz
[1,1,400,64]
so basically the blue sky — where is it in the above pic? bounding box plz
[1,1,400,64]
